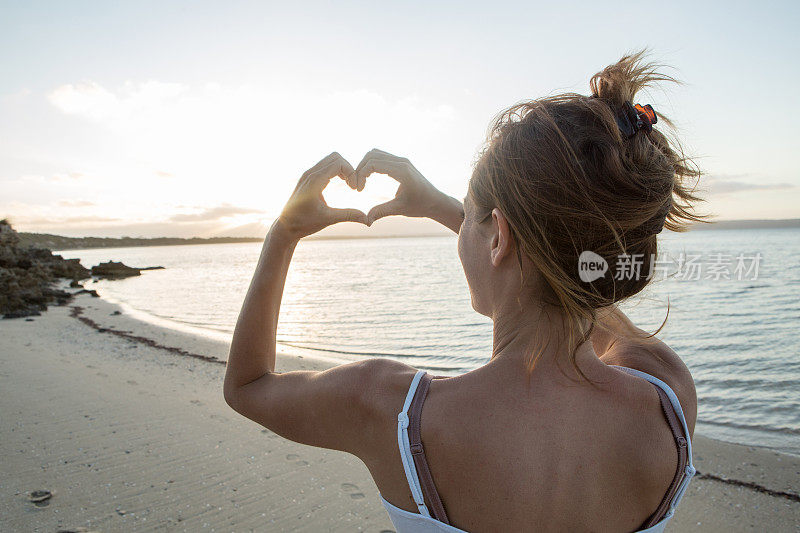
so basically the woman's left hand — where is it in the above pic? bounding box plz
[278,152,368,240]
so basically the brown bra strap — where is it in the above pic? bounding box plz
[407,374,687,529]
[407,372,451,525]
[642,383,689,529]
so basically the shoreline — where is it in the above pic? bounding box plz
[66,302,800,503]
[1,294,798,531]
[60,299,800,501]
[83,283,800,458]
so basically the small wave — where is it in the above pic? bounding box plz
[698,418,800,436]
[695,377,800,389]
[278,341,437,359]
[277,342,470,373]
[695,342,748,353]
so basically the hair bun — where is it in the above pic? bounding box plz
[590,50,676,108]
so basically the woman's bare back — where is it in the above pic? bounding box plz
[364,350,694,532]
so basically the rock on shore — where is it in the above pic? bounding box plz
[0,220,91,318]
[90,261,165,278]
[91,261,142,278]
[1,220,167,318]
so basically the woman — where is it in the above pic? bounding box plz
[224,52,700,532]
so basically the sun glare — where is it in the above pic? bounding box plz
[322,173,399,214]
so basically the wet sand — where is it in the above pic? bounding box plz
[1,294,797,532]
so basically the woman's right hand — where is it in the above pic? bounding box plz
[354,148,464,232]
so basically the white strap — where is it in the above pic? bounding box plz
[396,370,431,517]
[611,366,694,463]
[611,365,697,511]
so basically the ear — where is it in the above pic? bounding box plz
[489,207,515,267]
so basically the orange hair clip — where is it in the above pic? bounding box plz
[616,102,658,137]
[634,103,657,128]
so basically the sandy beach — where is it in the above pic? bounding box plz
[1,293,798,532]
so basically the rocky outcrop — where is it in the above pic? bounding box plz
[89,261,165,278]
[91,261,142,278]
[1,221,169,318]
[0,219,92,318]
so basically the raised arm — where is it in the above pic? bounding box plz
[223,152,406,455]
[354,148,464,234]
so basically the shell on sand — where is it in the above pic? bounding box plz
[28,489,52,502]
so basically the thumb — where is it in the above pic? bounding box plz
[329,207,367,225]
[367,199,404,226]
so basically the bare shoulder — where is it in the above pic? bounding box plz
[347,358,421,464]
[600,336,697,436]
[358,357,421,415]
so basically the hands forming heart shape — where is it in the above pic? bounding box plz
[278,149,458,241]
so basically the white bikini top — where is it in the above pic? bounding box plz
[380,367,696,533]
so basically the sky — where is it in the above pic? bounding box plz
[1,0,799,238]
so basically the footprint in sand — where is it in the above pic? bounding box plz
[28,489,52,507]
[340,483,365,499]
[285,454,309,466]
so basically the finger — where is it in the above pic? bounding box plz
[371,148,398,158]
[307,154,356,192]
[354,149,394,187]
[357,149,397,190]
[336,155,357,189]
[355,157,411,188]
[304,151,342,177]
[353,150,377,187]
[367,198,404,225]
[329,207,367,225]
[354,148,397,171]
[303,152,355,188]
[340,158,357,189]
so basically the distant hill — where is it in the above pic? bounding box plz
[17,232,451,250]
[15,218,799,250]
[18,233,264,251]
[686,219,800,231]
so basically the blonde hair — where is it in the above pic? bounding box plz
[468,51,707,378]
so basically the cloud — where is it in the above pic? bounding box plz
[45,80,457,155]
[8,218,226,239]
[169,203,264,222]
[48,171,87,181]
[212,221,270,238]
[57,200,96,207]
[48,80,186,124]
[33,78,464,236]
[15,215,121,226]
[706,174,795,195]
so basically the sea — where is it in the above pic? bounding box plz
[59,228,800,456]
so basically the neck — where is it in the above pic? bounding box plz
[488,297,602,381]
